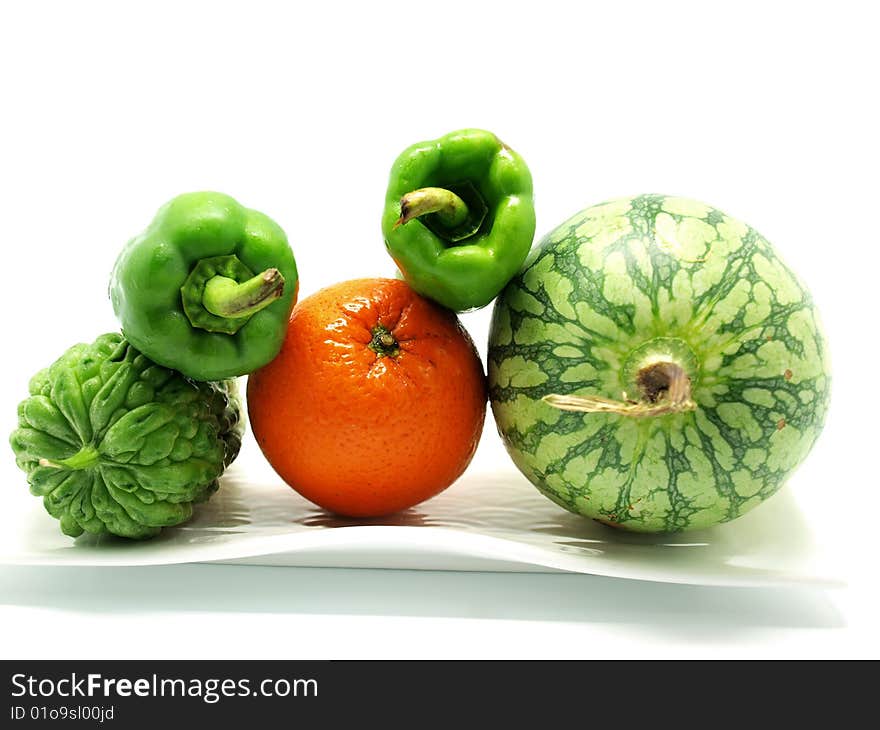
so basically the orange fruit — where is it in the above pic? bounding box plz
[247,278,487,517]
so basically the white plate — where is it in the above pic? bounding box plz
[0,435,841,587]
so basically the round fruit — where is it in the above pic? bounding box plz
[488,195,830,533]
[248,278,487,517]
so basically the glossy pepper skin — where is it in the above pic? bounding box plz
[9,333,243,539]
[110,192,299,381]
[381,129,536,312]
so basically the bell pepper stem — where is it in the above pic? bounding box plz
[203,268,285,319]
[396,187,469,229]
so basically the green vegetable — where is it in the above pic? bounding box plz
[110,192,299,381]
[381,128,536,312]
[488,195,830,533]
[9,333,243,539]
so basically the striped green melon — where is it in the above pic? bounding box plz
[488,194,830,533]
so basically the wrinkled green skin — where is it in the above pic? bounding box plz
[110,192,298,381]
[381,128,536,312]
[489,195,831,533]
[9,334,243,539]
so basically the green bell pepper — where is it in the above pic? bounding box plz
[9,333,243,539]
[110,192,298,381]
[381,128,536,311]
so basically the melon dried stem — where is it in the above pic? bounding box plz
[543,361,697,418]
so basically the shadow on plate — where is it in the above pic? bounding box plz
[0,564,845,637]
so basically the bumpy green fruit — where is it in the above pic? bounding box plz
[488,195,830,533]
[10,333,243,539]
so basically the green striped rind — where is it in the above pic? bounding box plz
[488,195,830,532]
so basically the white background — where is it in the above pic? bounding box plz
[1,0,878,658]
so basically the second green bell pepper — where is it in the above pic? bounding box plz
[381,128,536,312]
[110,192,298,381]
